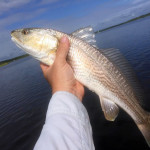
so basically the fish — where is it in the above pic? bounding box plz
[11,27,150,147]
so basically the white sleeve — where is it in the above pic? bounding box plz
[34,91,95,150]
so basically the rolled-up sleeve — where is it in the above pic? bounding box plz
[34,91,95,150]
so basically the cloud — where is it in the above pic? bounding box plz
[40,0,59,4]
[132,0,145,4]
[94,0,150,30]
[0,0,31,15]
[0,0,30,7]
[0,0,59,15]
[0,0,150,60]
[2,0,150,32]
[0,7,49,30]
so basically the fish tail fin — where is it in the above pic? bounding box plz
[137,113,150,147]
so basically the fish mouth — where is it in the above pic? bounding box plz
[11,36,21,48]
[11,29,22,41]
[11,33,25,51]
[11,30,18,43]
[11,30,15,36]
[11,36,24,51]
[11,30,18,38]
[11,36,16,43]
[11,30,22,45]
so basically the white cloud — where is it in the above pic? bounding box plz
[40,0,59,4]
[0,0,150,60]
[94,0,150,30]
[0,0,59,15]
[132,0,145,4]
[0,0,29,7]
[0,0,31,15]
[0,7,48,30]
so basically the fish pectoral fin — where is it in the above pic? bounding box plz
[100,96,119,121]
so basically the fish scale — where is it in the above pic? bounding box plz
[68,34,147,124]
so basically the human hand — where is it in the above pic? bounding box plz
[40,36,84,101]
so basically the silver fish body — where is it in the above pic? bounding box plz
[11,27,150,147]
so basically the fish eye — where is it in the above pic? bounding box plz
[22,29,29,35]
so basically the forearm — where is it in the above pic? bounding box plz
[34,91,95,150]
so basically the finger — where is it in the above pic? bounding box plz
[56,36,70,62]
[40,63,49,76]
[76,81,84,99]
[76,81,84,92]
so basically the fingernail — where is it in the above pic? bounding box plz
[61,36,68,43]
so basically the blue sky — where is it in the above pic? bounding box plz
[0,0,150,60]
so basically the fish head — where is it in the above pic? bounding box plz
[11,28,59,65]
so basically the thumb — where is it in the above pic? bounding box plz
[56,36,70,62]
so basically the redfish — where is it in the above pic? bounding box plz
[11,27,150,147]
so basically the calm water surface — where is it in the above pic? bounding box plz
[0,16,150,150]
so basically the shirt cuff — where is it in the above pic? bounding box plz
[46,91,90,125]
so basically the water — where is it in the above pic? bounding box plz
[0,16,150,150]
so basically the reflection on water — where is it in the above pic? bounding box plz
[0,16,150,150]
[0,57,51,150]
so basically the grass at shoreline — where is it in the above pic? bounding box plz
[0,54,29,67]
[0,12,150,67]
[95,13,150,33]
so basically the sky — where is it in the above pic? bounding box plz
[0,0,150,61]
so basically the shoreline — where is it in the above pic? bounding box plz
[95,13,150,33]
[0,54,29,67]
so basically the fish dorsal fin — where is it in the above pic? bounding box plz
[100,48,145,105]
[100,96,119,121]
[71,26,97,48]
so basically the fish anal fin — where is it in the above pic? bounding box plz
[100,96,119,121]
